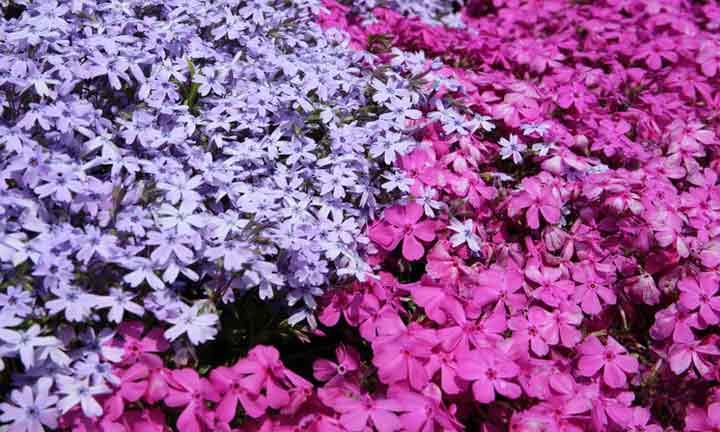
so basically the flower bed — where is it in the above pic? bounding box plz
[1,0,719,431]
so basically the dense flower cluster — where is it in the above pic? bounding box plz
[1,0,720,430]
[313,0,720,430]
[0,0,434,425]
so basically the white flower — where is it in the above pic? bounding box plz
[0,377,59,432]
[475,115,495,132]
[73,353,119,387]
[381,171,413,193]
[521,122,551,137]
[156,200,207,235]
[0,325,59,369]
[94,288,144,323]
[448,219,481,252]
[0,312,22,336]
[370,132,412,164]
[499,134,527,164]
[122,257,165,290]
[532,141,556,156]
[370,78,410,106]
[415,190,445,218]
[164,303,219,345]
[56,375,109,418]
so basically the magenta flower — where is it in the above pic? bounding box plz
[369,202,436,260]
[472,267,526,311]
[633,37,678,70]
[685,403,720,431]
[678,273,720,326]
[313,345,361,386]
[557,82,593,112]
[164,369,220,432]
[508,177,562,230]
[525,262,575,307]
[372,323,436,390]
[115,321,169,366]
[697,41,720,77]
[334,393,403,432]
[437,308,506,354]
[410,280,465,325]
[572,263,617,315]
[210,364,267,420]
[668,339,720,376]
[650,304,700,343]
[388,384,463,432]
[610,406,662,432]
[457,349,522,403]
[509,307,556,357]
[236,345,312,411]
[577,336,638,388]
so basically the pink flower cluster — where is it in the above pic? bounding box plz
[59,322,318,432]
[313,0,720,430]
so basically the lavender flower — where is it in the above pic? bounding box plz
[0,377,59,432]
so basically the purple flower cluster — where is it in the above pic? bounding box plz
[0,0,431,425]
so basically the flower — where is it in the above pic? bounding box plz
[0,377,58,432]
[668,339,720,376]
[164,303,219,345]
[678,273,720,326]
[498,134,527,164]
[0,324,59,369]
[313,345,361,386]
[368,202,436,261]
[165,369,220,432]
[447,218,481,252]
[577,336,638,388]
[508,177,562,229]
[334,393,403,432]
[456,349,522,403]
[56,375,110,418]
[94,288,144,323]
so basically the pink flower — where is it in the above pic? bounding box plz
[557,82,593,113]
[576,336,638,388]
[372,323,436,390]
[122,408,166,432]
[437,308,506,354]
[697,41,720,77]
[457,349,522,403]
[509,307,557,357]
[678,273,720,326]
[210,363,267,420]
[164,369,220,432]
[425,241,470,283]
[472,267,526,311]
[334,393,403,432]
[410,280,465,325]
[493,92,540,127]
[633,37,678,70]
[609,406,662,432]
[572,263,617,315]
[545,302,583,348]
[524,262,575,307]
[238,345,308,410]
[313,345,361,386]
[388,384,463,432]
[508,177,562,230]
[685,402,720,431]
[426,348,464,395]
[668,339,720,376]
[650,304,700,343]
[115,321,169,366]
[368,202,436,261]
